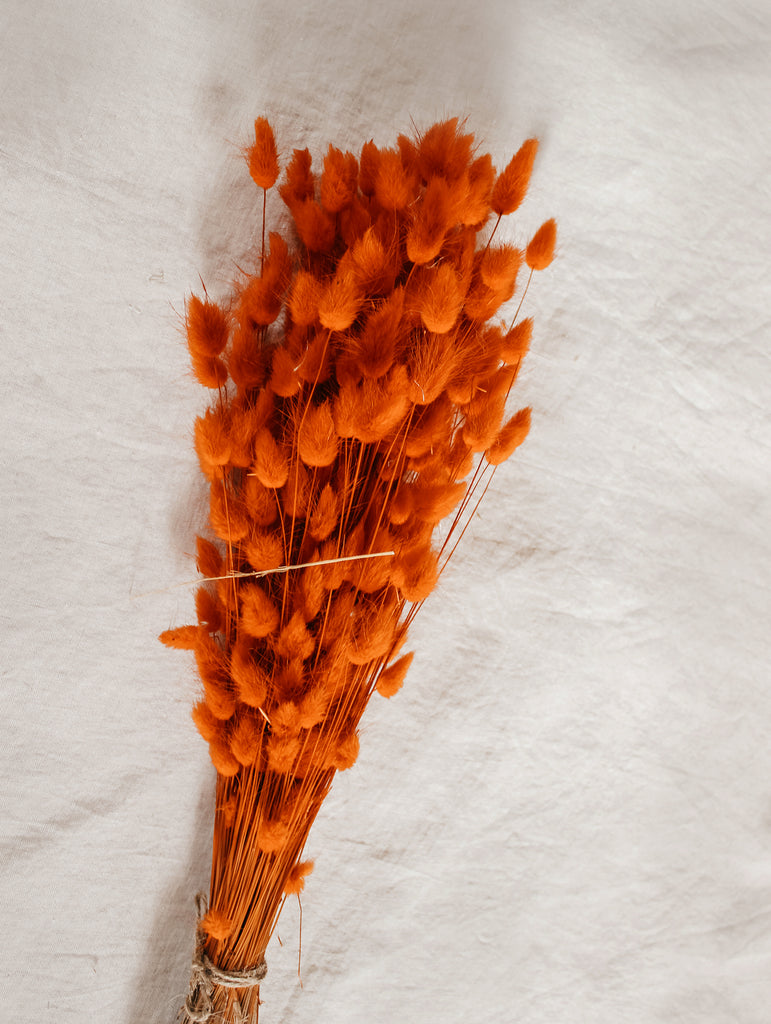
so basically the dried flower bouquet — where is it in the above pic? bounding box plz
[161,115,555,1023]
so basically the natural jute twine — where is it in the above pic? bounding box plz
[182,893,267,1023]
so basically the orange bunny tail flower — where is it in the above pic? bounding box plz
[491,138,538,216]
[525,219,557,271]
[284,860,314,896]
[186,295,229,358]
[248,117,279,189]
[485,407,532,466]
[159,625,200,650]
[200,908,234,942]
[320,145,358,213]
[376,651,414,698]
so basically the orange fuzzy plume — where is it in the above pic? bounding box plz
[309,483,338,540]
[332,732,360,770]
[196,586,224,633]
[526,218,557,270]
[376,651,414,698]
[284,860,314,895]
[416,117,474,182]
[190,352,229,390]
[248,117,279,190]
[491,138,538,215]
[288,270,323,326]
[374,148,413,211]
[298,401,338,467]
[320,146,358,212]
[195,536,222,580]
[159,625,200,650]
[460,153,495,225]
[240,583,280,638]
[291,198,336,253]
[191,700,221,742]
[201,909,234,942]
[416,263,465,335]
[485,407,532,465]
[318,270,362,331]
[231,642,270,708]
[243,529,283,572]
[194,407,232,480]
[186,296,229,357]
[501,317,533,364]
[406,176,452,265]
[350,289,404,379]
[480,245,522,292]
[239,233,292,326]
[253,428,289,489]
[163,116,553,1012]
[280,147,315,206]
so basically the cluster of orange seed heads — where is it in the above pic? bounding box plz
[162,116,555,1020]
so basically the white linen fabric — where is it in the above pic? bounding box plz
[1,1,769,1022]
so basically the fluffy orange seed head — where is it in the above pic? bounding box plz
[318,269,363,332]
[279,147,314,207]
[461,153,495,225]
[253,428,289,489]
[201,908,234,941]
[350,227,396,296]
[406,176,452,265]
[332,732,360,771]
[189,352,228,390]
[416,262,465,335]
[485,407,532,466]
[376,651,414,698]
[186,295,229,358]
[491,138,538,216]
[350,288,404,380]
[159,625,200,650]
[298,401,338,468]
[257,817,290,854]
[231,641,270,708]
[195,586,224,633]
[194,407,232,480]
[243,475,279,527]
[294,330,332,385]
[416,117,474,182]
[196,536,223,580]
[358,139,380,196]
[274,611,316,661]
[374,147,413,211]
[320,145,358,213]
[309,483,339,541]
[500,317,533,365]
[191,700,221,742]
[288,269,323,326]
[525,218,557,271]
[284,860,314,896]
[230,713,263,767]
[240,582,280,639]
[228,326,268,392]
[243,528,284,572]
[208,735,241,777]
[292,198,336,253]
[248,117,279,190]
[209,480,250,542]
[479,244,522,292]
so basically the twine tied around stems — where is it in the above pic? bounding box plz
[182,893,267,1023]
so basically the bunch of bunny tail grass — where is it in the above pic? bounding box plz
[161,115,555,1023]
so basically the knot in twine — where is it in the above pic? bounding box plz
[183,893,267,1024]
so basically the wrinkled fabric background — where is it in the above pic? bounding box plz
[1,1,769,1022]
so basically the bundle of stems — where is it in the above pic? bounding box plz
[161,115,555,1023]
